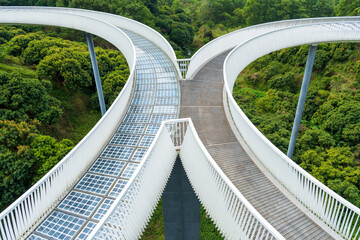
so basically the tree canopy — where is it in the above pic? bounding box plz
[234,42,360,207]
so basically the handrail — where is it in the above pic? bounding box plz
[180,120,285,240]
[88,119,188,239]
[223,21,360,239]
[2,6,182,79]
[88,118,285,239]
[186,16,360,80]
[0,8,137,240]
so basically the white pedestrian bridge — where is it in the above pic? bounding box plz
[1,7,360,240]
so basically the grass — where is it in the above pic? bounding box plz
[140,200,165,240]
[140,200,223,240]
[0,62,37,79]
[40,85,101,144]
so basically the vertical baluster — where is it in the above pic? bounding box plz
[330,199,340,228]
[244,215,254,238]
[352,218,360,240]
[345,211,356,239]
[339,208,350,234]
[0,219,8,240]
[335,204,346,231]
[348,214,359,239]
[10,210,19,238]
[13,206,22,237]
[250,221,259,239]
[4,215,15,240]
[325,196,335,224]
[239,211,249,237]
[319,191,327,219]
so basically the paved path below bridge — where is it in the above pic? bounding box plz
[179,52,334,240]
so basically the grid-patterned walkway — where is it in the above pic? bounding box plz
[179,53,334,239]
[27,30,180,240]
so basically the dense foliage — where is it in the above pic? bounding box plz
[3,0,360,56]
[1,0,360,238]
[0,120,75,207]
[234,42,360,207]
[0,26,128,209]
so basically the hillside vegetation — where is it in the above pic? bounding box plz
[1,0,360,239]
[0,26,128,210]
[234,42,360,206]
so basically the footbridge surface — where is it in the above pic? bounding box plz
[180,52,333,239]
[1,6,360,240]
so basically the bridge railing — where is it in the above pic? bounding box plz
[176,58,191,80]
[88,118,285,239]
[87,119,188,239]
[180,120,285,240]
[0,8,137,240]
[223,22,360,239]
[185,16,360,80]
[165,119,189,147]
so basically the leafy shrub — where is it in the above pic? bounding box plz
[268,72,296,92]
[314,50,330,69]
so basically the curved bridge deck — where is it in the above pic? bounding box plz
[27,30,179,240]
[180,53,333,239]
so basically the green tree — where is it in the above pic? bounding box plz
[37,48,92,90]
[296,128,335,155]
[0,120,38,209]
[0,26,26,43]
[22,37,71,65]
[302,0,334,17]
[335,0,360,16]
[268,72,296,92]
[318,100,360,140]
[31,135,74,182]
[170,23,194,49]
[115,0,155,27]
[0,71,62,124]
[102,70,128,107]
[313,50,330,69]
[328,179,360,206]
[4,33,42,56]
[242,0,304,25]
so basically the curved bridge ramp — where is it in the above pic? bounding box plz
[180,53,333,239]
[27,31,179,240]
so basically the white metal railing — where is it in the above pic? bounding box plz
[88,120,189,239]
[223,21,360,239]
[186,16,360,80]
[165,119,189,147]
[180,120,285,240]
[176,58,190,80]
[3,6,182,79]
[0,8,138,240]
[87,118,284,240]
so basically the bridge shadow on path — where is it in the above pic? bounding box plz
[179,52,334,240]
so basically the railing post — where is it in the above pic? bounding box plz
[86,33,106,116]
[287,44,317,158]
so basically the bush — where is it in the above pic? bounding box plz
[268,72,296,92]
[313,50,330,69]
[0,71,62,124]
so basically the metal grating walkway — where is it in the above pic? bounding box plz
[179,52,334,239]
[27,29,180,240]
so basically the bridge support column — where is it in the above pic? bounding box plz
[287,44,317,158]
[162,156,200,240]
[86,33,106,116]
